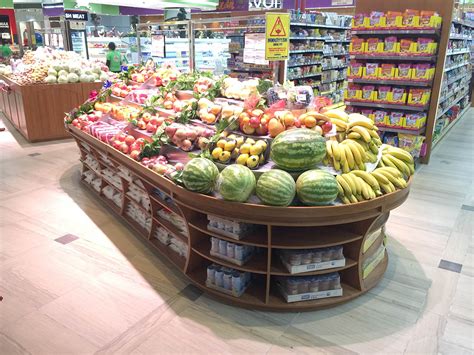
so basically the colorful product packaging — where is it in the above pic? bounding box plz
[396,64,412,80]
[345,84,362,100]
[408,88,431,106]
[385,11,403,28]
[383,134,399,146]
[398,133,425,158]
[348,61,363,78]
[400,39,416,54]
[376,86,391,102]
[384,36,398,52]
[367,38,382,52]
[373,110,388,126]
[363,63,379,78]
[389,112,404,127]
[412,64,434,81]
[405,113,427,129]
[379,64,396,79]
[362,85,376,101]
[417,38,436,54]
[352,13,369,28]
[350,38,366,54]
[390,87,406,104]
[402,9,420,28]
[369,11,385,28]
[419,11,442,29]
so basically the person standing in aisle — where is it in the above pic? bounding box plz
[106,42,126,73]
[0,39,12,64]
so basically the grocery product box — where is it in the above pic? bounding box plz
[207,215,257,241]
[278,285,343,303]
[281,258,346,274]
[276,273,343,303]
[363,244,386,279]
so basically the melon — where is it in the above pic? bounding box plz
[182,158,219,194]
[256,170,296,206]
[296,169,338,205]
[217,164,256,202]
[270,129,326,171]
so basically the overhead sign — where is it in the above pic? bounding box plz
[64,10,88,21]
[249,0,282,10]
[265,13,289,61]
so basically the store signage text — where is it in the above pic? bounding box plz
[265,13,290,61]
[0,22,9,29]
[249,0,282,10]
[64,11,88,21]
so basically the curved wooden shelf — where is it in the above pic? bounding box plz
[69,125,409,312]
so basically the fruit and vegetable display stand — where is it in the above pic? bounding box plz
[68,123,409,311]
[65,62,415,311]
[0,75,102,142]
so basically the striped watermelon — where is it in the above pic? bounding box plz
[296,169,338,205]
[182,158,219,194]
[270,129,326,172]
[217,164,256,202]
[256,170,296,206]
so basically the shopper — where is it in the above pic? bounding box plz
[0,39,12,64]
[106,42,125,73]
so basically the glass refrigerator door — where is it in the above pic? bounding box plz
[71,30,88,59]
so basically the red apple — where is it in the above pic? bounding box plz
[113,139,122,149]
[146,123,157,133]
[72,119,79,126]
[117,132,127,142]
[129,150,140,160]
[130,143,141,152]
[255,125,268,135]
[124,135,135,146]
[249,116,261,129]
[150,117,159,125]
[135,138,146,147]
[322,121,333,134]
[137,120,147,130]
[120,143,129,154]
[242,123,256,135]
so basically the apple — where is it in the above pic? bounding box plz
[175,162,184,171]
[153,164,167,175]
[112,139,122,149]
[135,138,146,147]
[242,123,256,135]
[130,150,140,160]
[130,143,141,152]
[125,135,135,146]
[322,121,333,134]
[117,132,127,142]
[72,119,79,126]
[146,123,157,133]
[120,143,129,154]
[149,117,159,125]
[137,121,147,130]
[255,125,268,135]
[249,116,261,129]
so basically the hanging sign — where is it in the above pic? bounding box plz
[151,34,165,58]
[64,10,88,21]
[265,13,290,61]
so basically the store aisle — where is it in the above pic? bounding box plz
[0,111,473,354]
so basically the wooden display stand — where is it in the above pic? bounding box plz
[0,75,102,142]
[67,124,410,311]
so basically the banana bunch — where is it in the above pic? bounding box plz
[371,167,408,194]
[325,138,368,172]
[324,109,349,133]
[378,146,415,178]
[345,114,382,163]
[336,171,382,204]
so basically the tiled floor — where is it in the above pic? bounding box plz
[0,110,473,354]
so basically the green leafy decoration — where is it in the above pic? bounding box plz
[174,100,198,125]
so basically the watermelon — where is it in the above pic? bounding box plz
[182,158,219,194]
[217,164,256,202]
[296,169,338,205]
[270,129,326,171]
[256,170,296,206]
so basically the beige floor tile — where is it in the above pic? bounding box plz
[441,317,474,351]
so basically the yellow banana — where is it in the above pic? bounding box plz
[347,132,361,140]
[336,175,352,196]
[355,193,365,202]
[333,156,341,171]
[341,174,359,194]
[376,169,405,188]
[331,118,348,130]
[305,111,330,121]
[350,126,371,143]
[381,155,397,169]
[349,194,359,203]
[380,183,394,194]
[358,162,366,171]
[339,194,351,204]
[350,170,380,190]
[331,141,341,161]
[326,140,333,158]
[336,181,344,195]
[356,176,372,199]
[371,170,390,185]
[385,155,410,177]
[346,140,367,161]
[366,151,378,163]
[347,120,375,130]
[377,166,403,179]
[387,147,414,164]
[343,144,355,169]
[368,140,379,154]
[325,109,349,122]
[347,141,363,165]
[407,162,415,176]
[369,129,380,139]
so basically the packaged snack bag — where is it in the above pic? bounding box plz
[405,113,427,129]
[391,87,406,103]
[389,112,404,127]
[408,88,431,105]
[403,9,420,28]
[419,11,438,28]
[412,64,430,80]
[348,61,363,78]
[397,64,412,79]
[385,11,402,28]
[417,38,434,54]
[350,38,366,54]
[376,86,391,102]
[367,38,382,52]
[379,63,396,79]
[374,110,388,126]
[361,109,374,120]
[362,85,375,101]
[383,134,399,146]
[369,11,385,28]
[400,39,415,53]
[346,84,361,100]
[398,133,425,158]
[384,36,398,52]
[353,13,369,28]
[364,63,379,78]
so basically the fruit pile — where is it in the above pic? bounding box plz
[140,155,184,176]
[111,83,140,98]
[164,123,214,151]
[131,112,170,134]
[211,134,268,168]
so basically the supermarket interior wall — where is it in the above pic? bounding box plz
[356,0,456,164]
[86,15,131,34]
